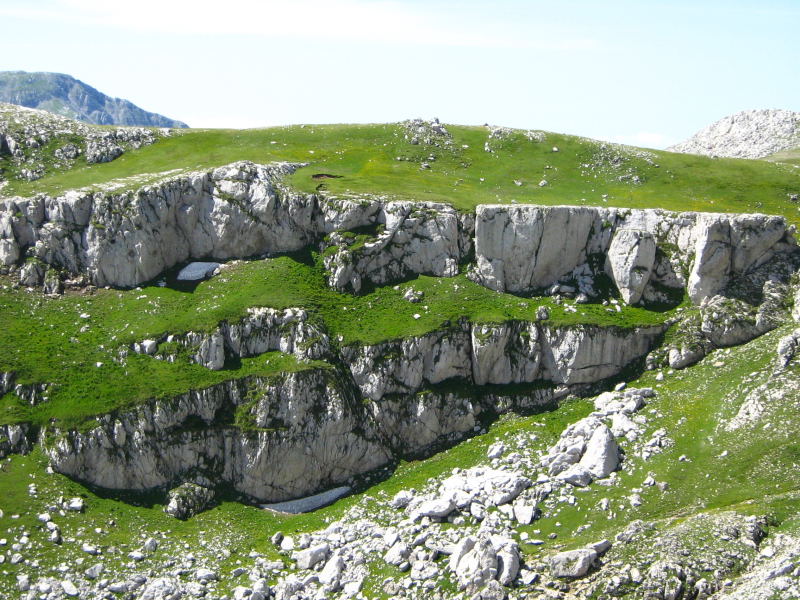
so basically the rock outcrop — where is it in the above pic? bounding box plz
[668,109,800,159]
[45,312,665,501]
[471,204,795,305]
[0,102,164,183]
[0,422,35,458]
[322,201,470,293]
[341,320,665,401]
[605,229,656,305]
[3,162,795,308]
[130,307,329,370]
[46,369,392,502]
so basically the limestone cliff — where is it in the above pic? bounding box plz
[1,161,796,309]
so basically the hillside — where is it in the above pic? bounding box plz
[2,114,799,223]
[0,71,188,128]
[669,109,800,159]
[1,111,800,600]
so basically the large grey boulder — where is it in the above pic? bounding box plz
[384,541,411,566]
[449,537,498,592]
[292,543,330,570]
[139,577,183,600]
[578,424,620,479]
[439,467,531,507]
[410,497,456,520]
[164,483,215,520]
[19,261,44,287]
[543,399,633,486]
[606,229,656,305]
[550,548,598,578]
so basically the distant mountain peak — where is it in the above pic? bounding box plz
[669,109,800,159]
[0,71,188,128]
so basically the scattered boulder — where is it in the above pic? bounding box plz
[164,483,215,519]
[194,568,218,582]
[384,541,411,566]
[176,261,221,282]
[66,497,85,512]
[410,497,456,520]
[776,328,800,369]
[390,489,415,509]
[19,261,44,287]
[578,424,620,479]
[139,577,182,600]
[293,543,330,570]
[549,548,597,578]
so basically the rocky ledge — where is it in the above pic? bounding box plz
[43,312,667,502]
[1,161,796,308]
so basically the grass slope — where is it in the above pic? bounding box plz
[3,124,799,225]
[1,324,798,597]
[0,252,673,428]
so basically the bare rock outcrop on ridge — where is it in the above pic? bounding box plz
[668,109,800,159]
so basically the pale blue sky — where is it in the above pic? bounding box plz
[1,0,798,147]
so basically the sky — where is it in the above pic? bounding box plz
[1,0,798,148]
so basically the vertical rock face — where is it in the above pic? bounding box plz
[45,369,392,502]
[473,205,601,293]
[1,162,348,288]
[368,391,479,456]
[470,321,541,386]
[342,320,666,401]
[606,229,656,305]
[43,314,666,502]
[471,204,796,305]
[1,160,796,306]
[0,423,34,458]
[687,213,790,303]
[340,326,473,401]
[539,324,665,385]
[323,201,468,293]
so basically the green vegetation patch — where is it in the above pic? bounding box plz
[3,124,799,226]
[0,252,673,427]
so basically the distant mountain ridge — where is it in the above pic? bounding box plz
[668,108,800,159]
[0,71,188,128]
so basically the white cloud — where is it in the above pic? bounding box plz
[0,0,595,50]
